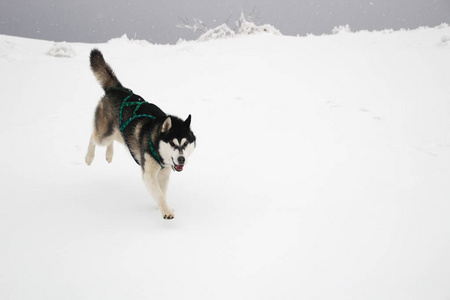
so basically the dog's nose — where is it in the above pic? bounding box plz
[177,156,185,165]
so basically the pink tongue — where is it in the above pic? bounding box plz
[175,165,184,171]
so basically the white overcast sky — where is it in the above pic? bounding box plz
[1,0,449,44]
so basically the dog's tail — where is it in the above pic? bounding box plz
[90,49,122,91]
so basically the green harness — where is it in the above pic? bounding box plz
[114,87,165,168]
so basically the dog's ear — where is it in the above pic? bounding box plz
[161,117,172,133]
[185,114,191,128]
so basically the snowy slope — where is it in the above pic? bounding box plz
[1,26,450,299]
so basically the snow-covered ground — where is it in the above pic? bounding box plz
[1,25,450,299]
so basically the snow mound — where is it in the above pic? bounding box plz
[381,29,394,34]
[440,35,450,45]
[46,42,75,58]
[0,40,14,54]
[332,24,352,34]
[235,13,282,36]
[0,40,20,62]
[196,13,281,42]
[107,34,151,46]
[197,24,236,42]
[0,40,14,52]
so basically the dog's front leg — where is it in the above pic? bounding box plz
[142,156,174,219]
[143,171,174,219]
[158,167,171,197]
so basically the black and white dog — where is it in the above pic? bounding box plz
[85,49,196,219]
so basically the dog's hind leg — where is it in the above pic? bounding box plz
[85,135,96,166]
[105,142,114,163]
[85,131,115,165]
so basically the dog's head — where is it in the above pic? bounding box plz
[158,115,196,172]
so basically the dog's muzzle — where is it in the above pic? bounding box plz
[173,164,184,172]
[172,157,185,172]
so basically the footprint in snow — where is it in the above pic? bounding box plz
[359,108,384,121]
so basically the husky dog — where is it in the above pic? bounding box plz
[85,49,196,219]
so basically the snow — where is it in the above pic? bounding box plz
[197,24,235,42]
[1,25,450,299]
[332,24,352,34]
[234,13,282,36]
[182,14,281,42]
[46,42,76,58]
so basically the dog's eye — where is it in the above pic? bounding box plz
[169,141,176,147]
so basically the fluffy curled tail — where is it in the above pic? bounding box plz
[90,49,122,91]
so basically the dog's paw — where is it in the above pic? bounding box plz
[162,210,175,220]
[105,153,113,163]
[85,153,94,166]
[105,145,114,163]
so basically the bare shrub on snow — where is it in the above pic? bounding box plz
[179,12,282,42]
[197,24,235,42]
[176,17,209,34]
[234,12,281,36]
